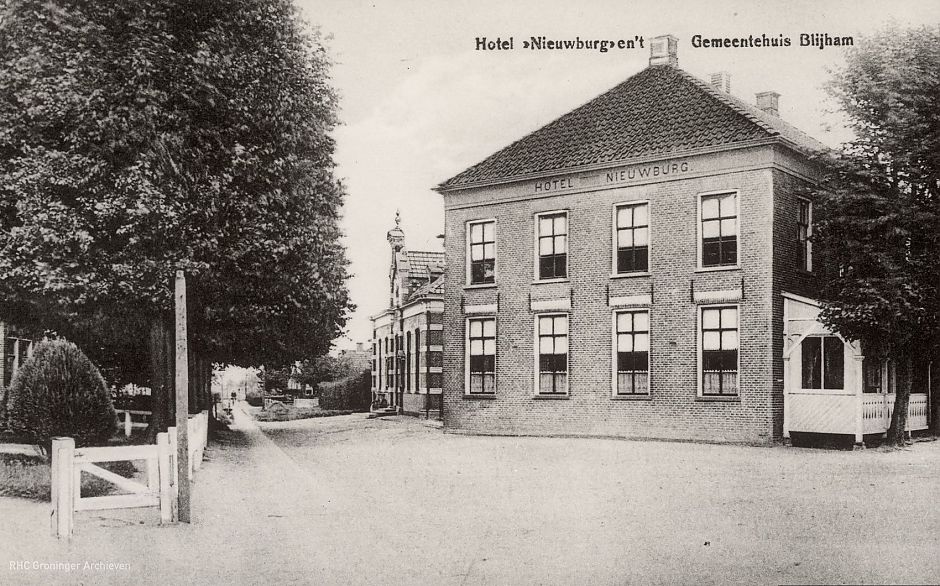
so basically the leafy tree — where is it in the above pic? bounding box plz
[811,24,940,445]
[0,0,352,436]
[294,353,359,392]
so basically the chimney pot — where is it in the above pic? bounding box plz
[649,35,678,67]
[710,71,731,93]
[755,91,781,117]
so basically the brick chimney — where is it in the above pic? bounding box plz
[649,35,678,67]
[710,71,731,93]
[755,91,780,117]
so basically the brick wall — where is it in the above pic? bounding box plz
[771,165,821,439]
[443,152,784,444]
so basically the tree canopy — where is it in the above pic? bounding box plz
[810,24,940,441]
[0,0,352,380]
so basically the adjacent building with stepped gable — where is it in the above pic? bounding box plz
[370,213,445,417]
[433,35,932,445]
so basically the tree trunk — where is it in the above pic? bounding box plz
[930,359,939,436]
[886,354,912,447]
[146,318,174,443]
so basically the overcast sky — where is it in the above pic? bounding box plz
[295,0,940,349]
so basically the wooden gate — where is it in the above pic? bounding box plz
[50,411,209,539]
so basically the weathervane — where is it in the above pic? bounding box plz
[395,209,401,228]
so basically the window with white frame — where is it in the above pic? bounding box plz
[701,193,737,268]
[537,212,567,280]
[468,220,496,285]
[801,336,844,390]
[701,306,738,396]
[467,318,496,394]
[797,199,812,272]
[615,310,649,395]
[537,314,568,394]
[615,203,649,274]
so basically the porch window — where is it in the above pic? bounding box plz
[701,306,738,396]
[615,310,649,395]
[538,314,568,394]
[801,336,844,390]
[863,359,882,393]
[467,318,496,394]
[700,193,737,268]
[615,203,649,273]
[468,220,496,285]
[537,212,567,280]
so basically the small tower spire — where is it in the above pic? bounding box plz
[387,211,405,252]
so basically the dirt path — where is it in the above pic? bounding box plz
[261,414,940,585]
[2,407,938,584]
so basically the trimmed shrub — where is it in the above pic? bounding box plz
[6,340,116,453]
[319,369,371,411]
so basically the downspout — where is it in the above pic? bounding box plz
[425,311,430,419]
[399,309,404,415]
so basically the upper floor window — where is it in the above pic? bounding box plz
[615,310,649,395]
[537,212,567,280]
[468,220,496,285]
[701,306,738,396]
[615,203,649,274]
[797,199,812,272]
[467,318,496,394]
[537,314,568,394]
[801,336,844,390]
[700,192,737,268]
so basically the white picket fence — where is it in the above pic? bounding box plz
[51,411,209,539]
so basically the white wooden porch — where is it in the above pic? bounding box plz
[783,293,931,446]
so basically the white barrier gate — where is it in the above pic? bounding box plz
[51,411,209,539]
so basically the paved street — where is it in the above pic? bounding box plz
[1,407,938,585]
[260,411,940,585]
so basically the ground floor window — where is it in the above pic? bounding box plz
[801,336,844,390]
[467,318,495,394]
[538,314,568,394]
[615,310,649,395]
[701,306,738,396]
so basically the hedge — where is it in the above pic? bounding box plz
[318,369,371,411]
[6,339,116,454]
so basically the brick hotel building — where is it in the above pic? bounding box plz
[434,35,932,444]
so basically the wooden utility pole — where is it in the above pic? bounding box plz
[175,270,191,523]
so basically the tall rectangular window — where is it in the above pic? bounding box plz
[615,203,649,273]
[467,318,495,394]
[801,336,844,390]
[701,193,737,267]
[797,200,812,272]
[537,212,567,280]
[469,220,496,285]
[615,310,649,395]
[701,306,738,396]
[538,314,568,394]
[414,328,421,391]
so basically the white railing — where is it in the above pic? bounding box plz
[51,410,209,539]
[788,393,929,436]
[114,409,151,438]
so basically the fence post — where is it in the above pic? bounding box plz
[124,411,132,438]
[50,437,74,539]
[157,432,172,524]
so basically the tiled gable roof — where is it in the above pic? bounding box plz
[437,65,826,190]
[405,251,445,275]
